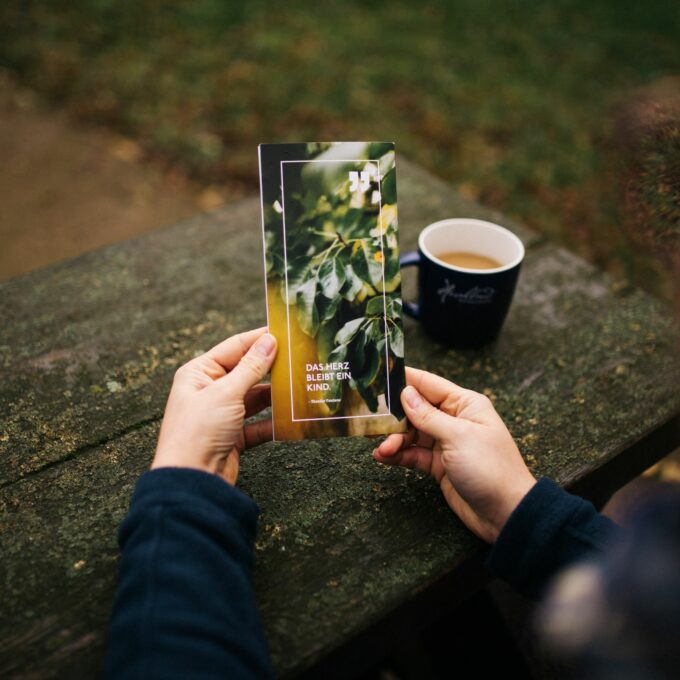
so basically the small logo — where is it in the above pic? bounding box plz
[349,169,373,192]
[436,279,495,305]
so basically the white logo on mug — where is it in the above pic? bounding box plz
[436,279,495,305]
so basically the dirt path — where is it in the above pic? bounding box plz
[0,77,230,282]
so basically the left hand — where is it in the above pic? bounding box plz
[152,327,277,485]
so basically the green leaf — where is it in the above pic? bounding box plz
[383,246,401,283]
[360,341,381,387]
[338,209,363,240]
[328,343,347,364]
[365,295,385,317]
[347,327,368,374]
[350,240,368,281]
[296,277,319,337]
[368,317,386,343]
[318,256,346,298]
[351,239,384,288]
[325,344,347,411]
[388,358,407,420]
[317,319,339,362]
[341,263,364,301]
[389,323,404,358]
[390,297,403,318]
[381,168,397,204]
[335,316,365,345]
[316,294,340,323]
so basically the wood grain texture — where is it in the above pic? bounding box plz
[1,159,678,678]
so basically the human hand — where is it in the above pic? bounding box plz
[152,327,277,485]
[373,367,536,543]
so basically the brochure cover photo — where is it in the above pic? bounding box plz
[259,142,408,440]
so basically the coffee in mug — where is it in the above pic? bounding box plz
[435,251,502,270]
[400,218,525,348]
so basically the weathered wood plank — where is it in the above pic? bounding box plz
[0,201,265,486]
[1,160,678,678]
[0,424,156,679]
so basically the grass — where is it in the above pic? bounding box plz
[1,0,679,297]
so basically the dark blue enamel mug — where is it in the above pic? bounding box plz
[400,218,525,349]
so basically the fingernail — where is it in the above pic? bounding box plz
[253,333,276,357]
[402,385,422,409]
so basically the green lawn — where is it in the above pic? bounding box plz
[1,0,678,295]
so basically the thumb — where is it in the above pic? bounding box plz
[401,385,456,441]
[218,333,277,399]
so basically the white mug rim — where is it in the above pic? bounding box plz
[418,218,525,274]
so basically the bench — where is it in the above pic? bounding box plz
[1,160,679,678]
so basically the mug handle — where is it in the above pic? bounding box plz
[399,251,421,319]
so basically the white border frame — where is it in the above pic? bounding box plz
[280,158,392,423]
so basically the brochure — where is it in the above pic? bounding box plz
[259,142,407,440]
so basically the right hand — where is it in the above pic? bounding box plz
[373,367,536,543]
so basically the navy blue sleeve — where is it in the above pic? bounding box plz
[484,476,623,600]
[106,467,274,679]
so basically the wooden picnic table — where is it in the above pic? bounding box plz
[1,160,679,679]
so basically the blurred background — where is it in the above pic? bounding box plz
[0,1,677,292]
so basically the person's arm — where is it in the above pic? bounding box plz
[373,367,622,599]
[483,476,623,600]
[106,468,274,679]
[106,327,278,679]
